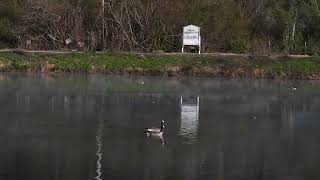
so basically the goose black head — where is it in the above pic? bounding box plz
[160,120,165,132]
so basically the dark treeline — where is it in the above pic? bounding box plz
[1,0,320,54]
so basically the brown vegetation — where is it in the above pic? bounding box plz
[2,0,320,55]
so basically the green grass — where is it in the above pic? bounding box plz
[52,53,179,72]
[1,51,320,79]
[268,58,320,77]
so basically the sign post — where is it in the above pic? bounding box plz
[182,25,201,54]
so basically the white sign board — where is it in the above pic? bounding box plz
[182,25,201,54]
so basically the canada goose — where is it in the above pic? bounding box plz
[145,120,165,137]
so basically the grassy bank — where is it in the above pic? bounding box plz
[0,51,320,79]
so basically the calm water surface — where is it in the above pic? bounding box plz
[0,73,320,180]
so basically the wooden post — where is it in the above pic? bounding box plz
[17,36,20,48]
[304,41,307,55]
[198,31,201,54]
[198,38,201,54]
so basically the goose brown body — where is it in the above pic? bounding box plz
[145,120,165,136]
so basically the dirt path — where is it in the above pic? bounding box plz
[0,49,73,54]
[0,48,312,58]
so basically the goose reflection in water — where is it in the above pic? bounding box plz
[145,135,165,147]
[179,96,200,144]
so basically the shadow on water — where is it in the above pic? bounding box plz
[0,73,320,180]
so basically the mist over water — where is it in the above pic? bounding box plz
[0,73,320,180]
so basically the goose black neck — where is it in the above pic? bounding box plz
[160,120,164,132]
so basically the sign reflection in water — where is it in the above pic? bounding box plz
[95,99,104,180]
[179,96,200,144]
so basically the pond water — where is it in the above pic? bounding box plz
[0,73,320,180]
